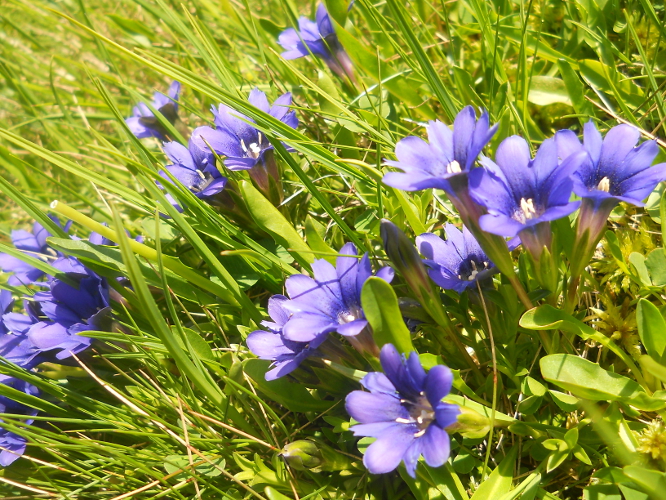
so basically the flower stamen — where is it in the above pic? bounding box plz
[520,197,537,219]
[446,160,462,174]
[597,176,611,192]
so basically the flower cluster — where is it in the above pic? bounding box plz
[127,84,298,209]
[0,218,119,465]
[384,109,666,293]
[247,243,393,380]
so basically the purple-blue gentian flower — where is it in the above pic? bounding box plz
[0,378,39,466]
[26,257,110,360]
[556,122,666,207]
[0,314,44,371]
[193,89,298,171]
[159,141,227,201]
[555,122,666,270]
[0,291,13,336]
[126,81,181,140]
[345,344,460,477]
[383,106,497,193]
[0,218,70,286]
[191,89,297,198]
[469,136,583,260]
[278,3,354,80]
[247,295,325,381]
[281,243,394,344]
[416,224,494,293]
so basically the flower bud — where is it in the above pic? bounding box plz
[281,440,323,470]
[281,440,352,472]
[380,220,431,300]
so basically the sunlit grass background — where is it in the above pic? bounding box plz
[1,0,666,498]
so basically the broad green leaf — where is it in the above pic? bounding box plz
[520,305,645,388]
[645,249,666,287]
[629,253,651,286]
[639,356,666,383]
[470,447,517,499]
[637,299,666,363]
[304,216,336,265]
[623,466,666,500]
[361,277,415,355]
[239,180,314,268]
[527,76,571,106]
[582,484,622,500]
[540,354,662,409]
[557,60,594,121]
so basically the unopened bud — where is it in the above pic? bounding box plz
[281,440,353,472]
[281,440,322,470]
[380,220,431,299]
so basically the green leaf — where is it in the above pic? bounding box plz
[239,180,314,267]
[623,466,666,500]
[361,277,415,355]
[557,60,594,121]
[637,299,666,363]
[639,356,666,383]
[645,248,666,286]
[540,354,652,406]
[470,447,517,499]
[549,390,580,412]
[629,253,651,286]
[527,76,571,106]
[173,327,215,362]
[243,359,334,412]
[582,484,622,500]
[304,216,336,265]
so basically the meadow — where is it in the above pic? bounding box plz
[1,0,666,498]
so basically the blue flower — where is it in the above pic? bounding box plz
[0,217,69,286]
[246,295,325,381]
[281,243,393,344]
[192,89,298,171]
[159,141,227,200]
[416,224,494,293]
[126,81,181,139]
[25,257,110,360]
[469,136,582,259]
[556,121,666,207]
[278,3,353,80]
[0,377,39,467]
[345,344,460,477]
[555,122,666,280]
[383,107,497,192]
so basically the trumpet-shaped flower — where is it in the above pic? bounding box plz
[126,81,181,139]
[555,122,666,207]
[0,218,69,286]
[246,295,325,380]
[345,344,460,477]
[469,136,582,256]
[26,257,110,360]
[191,89,298,172]
[278,3,353,80]
[416,224,494,293]
[159,141,227,200]
[281,243,393,344]
[383,107,497,193]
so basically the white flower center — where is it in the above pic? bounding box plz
[597,176,611,192]
[395,393,436,435]
[520,197,537,219]
[446,160,462,174]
